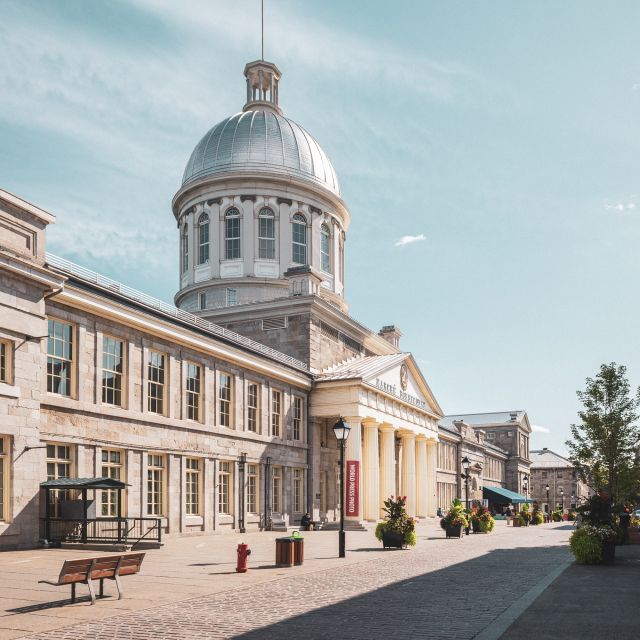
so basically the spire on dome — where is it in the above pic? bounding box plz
[243,60,282,115]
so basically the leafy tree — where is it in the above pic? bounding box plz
[566,363,640,505]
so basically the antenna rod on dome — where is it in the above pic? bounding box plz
[261,0,264,60]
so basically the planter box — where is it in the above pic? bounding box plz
[382,531,406,549]
[513,518,521,527]
[471,520,481,534]
[445,524,463,538]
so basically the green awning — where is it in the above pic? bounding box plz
[483,486,528,504]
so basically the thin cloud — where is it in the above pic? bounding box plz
[605,200,637,212]
[531,424,551,434]
[395,234,426,247]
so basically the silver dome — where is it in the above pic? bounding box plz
[182,110,340,196]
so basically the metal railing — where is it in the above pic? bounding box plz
[45,253,309,373]
[43,517,162,547]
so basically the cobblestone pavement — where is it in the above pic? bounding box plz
[24,524,572,640]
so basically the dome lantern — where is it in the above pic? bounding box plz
[243,60,282,115]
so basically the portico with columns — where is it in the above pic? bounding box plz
[310,353,443,524]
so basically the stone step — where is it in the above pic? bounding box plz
[320,521,369,532]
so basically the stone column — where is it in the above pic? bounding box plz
[379,423,396,517]
[426,439,438,517]
[400,432,416,517]
[343,416,362,522]
[415,435,428,518]
[362,418,380,522]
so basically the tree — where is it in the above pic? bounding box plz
[566,363,640,505]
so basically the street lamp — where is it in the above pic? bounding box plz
[461,456,471,536]
[560,487,564,512]
[522,474,529,497]
[545,484,550,516]
[333,417,351,559]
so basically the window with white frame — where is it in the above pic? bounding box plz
[272,466,282,513]
[0,341,11,384]
[147,454,165,516]
[293,468,303,513]
[224,208,241,259]
[185,362,201,421]
[0,436,8,521]
[258,208,276,259]
[218,461,232,514]
[102,336,125,406]
[293,396,303,441]
[226,288,237,307]
[247,463,258,513]
[320,223,331,273]
[182,224,189,273]
[46,443,73,517]
[47,319,73,396]
[198,213,210,264]
[199,292,207,310]
[101,449,124,516]
[247,383,259,432]
[271,389,281,437]
[185,458,201,516]
[219,373,232,427]
[147,351,165,414]
[291,214,307,264]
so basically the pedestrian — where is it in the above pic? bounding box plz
[300,512,315,531]
[620,508,631,545]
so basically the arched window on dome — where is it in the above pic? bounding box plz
[258,208,276,260]
[182,224,189,273]
[198,214,210,264]
[224,208,241,260]
[291,214,307,265]
[320,223,331,273]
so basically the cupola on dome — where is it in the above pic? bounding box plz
[181,60,340,196]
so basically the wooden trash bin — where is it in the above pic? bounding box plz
[292,537,304,566]
[275,537,294,567]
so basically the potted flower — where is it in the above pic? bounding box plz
[552,509,563,522]
[569,493,617,564]
[520,503,532,526]
[470,506,495,533]
[375,496,417,549]
[440,498,469,538]
[531,504,544,525]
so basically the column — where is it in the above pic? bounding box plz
[343,417,362,522]
[426,439,438,517]
[379,423,396,517]
[362,418,380,522]
[400,432,416,517]
[415,436,428,518]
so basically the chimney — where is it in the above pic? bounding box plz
[509,412,518,422]
[379,325,402,349]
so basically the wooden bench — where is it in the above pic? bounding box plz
[39,553,145,605]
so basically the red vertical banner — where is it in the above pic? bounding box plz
[346,460,360,517]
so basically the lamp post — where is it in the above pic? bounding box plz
[461,456,471,536]
[545,484,550,516]
[522,474,529,499]
[560,487,564,512]
[333,417,351,559]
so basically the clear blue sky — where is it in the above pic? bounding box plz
[2,1,639,454]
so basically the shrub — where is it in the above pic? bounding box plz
[375,496,417,546]
[570,524,615,564]
[442,498,469,529]
[471,506,495,533]
[532,511,544,524]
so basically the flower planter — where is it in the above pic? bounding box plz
[382,531,406,549]
[471,520,481,534]
[445,524,463,538]
[512,518,521,527]
[601,540,616,564]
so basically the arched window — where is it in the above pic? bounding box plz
[182,224,189,273]
[198,214,210,264]
[320,223,331,273]
[224,208,241,260]
[291,213,307,264]
[258,208,276,260]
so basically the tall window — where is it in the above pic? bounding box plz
[224,208,241,259]
[0,341,10,384]
[47,319,73,396]
[218,461,231,514]
[247,383,259,432]
[147,454,165,516]
[199,292,207,310]
[272,466,282,513]
[293,469,303,513]
[185,458,201,515]
[219,373,232,427]
[198,214,210,264]
[147,351,165,415]
[101,449,123,516]
[291,214,307,264]
[320,223,331,272]
[182,224,189,273]
[185,362,201,421]
[247,464,258,513]
[293,396,303,441]
[258,208,276,259]
[102,336,124,406]
[0,436,7,521]
[271,389,281,437]
[226,288,237,307]
[46,443,73,517]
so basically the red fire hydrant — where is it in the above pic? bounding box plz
[236,543,251,573]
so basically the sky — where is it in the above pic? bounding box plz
[2,0,640,455]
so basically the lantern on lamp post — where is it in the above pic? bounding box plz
[333,417,351,559]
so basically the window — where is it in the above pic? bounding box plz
[218,461,232,514]
[486,431,495,439]
[437,441,457,472]
[0,341,11,384]
[320,223,331,272]
[47,319,73,396]
[258,208,276,259]
[224,208,241,260]
[557,472,563,479]
[320,471,327,513]
[182,224,189,273]
[46,443,73,517]
[0,436,7,521]
[293,396,303,441]
[291,214,307,264]
[147,351,165,414]
[102,336,124,406]
[101,449,123,517]
[185,362,201,421]
[226,288,237,307]
[247,464,258,513]
[272,466,282,513]
[147,454,165,516]
[199,292,207,310]
[219,373,232,427]
[247,383,259,432]
[293,468,303,513]
[198,214,210,264]
[185,458,201,515]
[271,389,281,437]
